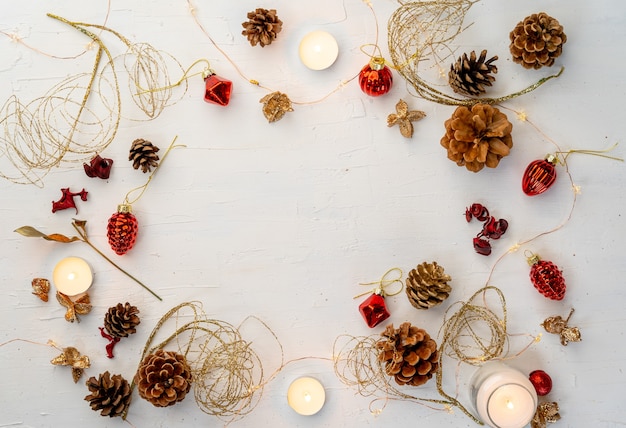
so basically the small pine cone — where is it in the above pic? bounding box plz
[509,12,567,69]
[241,8,283,47]
[129,138,160,173]
[440,103,513,172]
[135,349,193,407]
[84,371,132,417]
[104,302,140,338]
[448,50,498,97]
[376,322,439,386]
[406,262,452,310]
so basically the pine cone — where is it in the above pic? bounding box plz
[376,322,439,386]
[510,12,566,69]
[241,8,283,47]
[448,50,498,96]
[129,138,160,173]
[406,262,452,310]
[104,302,140,338]
[84,371,132,417]
[135,349,193,407]
[440,104,513,172]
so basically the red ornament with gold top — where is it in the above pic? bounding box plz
[359,57,393,97]
[358,288,390,328]
[203,70,233,106]
[107,204,138,255]
[527,252,566,300]
[522,154,558,196]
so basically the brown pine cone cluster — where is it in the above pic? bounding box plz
[241,8,283,47]
[440,103,513,172]
[448,50,498,97]
[510,12,566,69]
[406,262,452,310]
[129,138,160,173]
[104,302,140,338]
[376,322,439,386]
[135,349,193,407]
[84,371,132,417]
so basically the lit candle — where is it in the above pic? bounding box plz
[52,257,93,296]
[298,31,339,70]
[287,376,325,416]
[470,361,537,428]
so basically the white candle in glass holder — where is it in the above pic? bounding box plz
[287,376,325,415]
[52,257,93,296]
[470,361,537,428]
[298,31,339,70]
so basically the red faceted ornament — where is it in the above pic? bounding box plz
[358,290,390,328]
[522,154,558,196]
[107,204,138,255]
[359,57,393,97]
[203,72,232,106]
[527,252,566,300]
[529,370,553,396]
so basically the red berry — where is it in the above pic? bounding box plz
[529,370,552,396]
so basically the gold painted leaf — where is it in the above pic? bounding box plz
[14,225,80,243]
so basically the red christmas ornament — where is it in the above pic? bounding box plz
[522,154,558,196]
[359,57,393,97]
[527,252,566,300]
[529,370,553,396]
[358,289,390,328]
[107,204,138,255]
[203,71,232,106]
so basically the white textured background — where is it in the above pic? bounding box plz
[1,1,625,427]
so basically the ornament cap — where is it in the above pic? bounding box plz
[526,252,541,266]
[202,68,216,80]
[545,153,559,165]
[369,57,386,71]
[117,204,132,214]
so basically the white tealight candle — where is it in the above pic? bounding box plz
[287,376,325,416]
[298,31,339,70]
[470,362,537,428]
[52,257,93,296]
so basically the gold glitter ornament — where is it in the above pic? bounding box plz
[387,99,426,138]
[31,278,50,302]
[541,308,581,346]
[531,402,561,428]
[260,91,293,122]
[50,346,91,383]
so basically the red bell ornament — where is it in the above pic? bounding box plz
[358,288,390,328]
[527,252,566,300]
[359,57,393,97]
[107,204,138,255]
[203,70,232,106]
[522,154,558,196]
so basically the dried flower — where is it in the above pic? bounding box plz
[387,99,426,138]
[50,346,91,382]
[84,154,114,179]
[51,188,88,213]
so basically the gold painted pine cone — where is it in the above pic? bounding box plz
[440,103,513,172]
[406,262,452,310]
[104,302,140,338]
[241,8,283,47]
[376,322,439,386]
[84,371,132,417]
[509,12,567,69]
[135,349,193,407]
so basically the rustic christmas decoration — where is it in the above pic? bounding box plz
[376,322,439,386]
[466,203,509,256]
[51,188,88,214]
[260,91,293,123]
[84,154,114,179]
[359,57,393,96]
[135,349,193,407]
[84,371,132,417]
[107,204,138,255]
[448,50,498,96]
[465,203,490,222]
[387,99,426,138]
[50,346,91,383]
[531,401,561,428]
[529,370,553,396]
[56,291,92,323]
[241,8,283,47]
[100,302,141,358]
[129,138,160,173]
[440,104,513,172]
[541,308,581,346]
[510,12,567,70]
[405,262,452,310]
[31,278,50,302]
[526,252,566,300]
[522,154,559,196]
[203,70,232,106]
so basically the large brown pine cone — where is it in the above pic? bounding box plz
[376,322,439,386]
[135,350,193,407]
[440,104,513,172]
[84,371,132,417]
[449,50,498,97]
[509,12,566,69]
[241,8,283,47]
[129,138,160,173]
[104,302,140,338]
[406,262,452,310]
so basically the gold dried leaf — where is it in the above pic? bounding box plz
[260,91,293,123]
[387,99,426,138]
[56,291,92,323]
[51,346,91,383]
[31,278,50,302]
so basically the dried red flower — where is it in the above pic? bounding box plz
[52,188,88,214]
[84,154,114,179]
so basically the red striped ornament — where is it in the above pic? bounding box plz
[522,154,558,196]
[527,252,566,300]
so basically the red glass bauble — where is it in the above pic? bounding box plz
[522,154,558,196]
[107,204,138,255]
[359,58,393,97]
[204,73,232,106]
[527,253,566,300]
[358,291,390,328]
[529,370,553,396]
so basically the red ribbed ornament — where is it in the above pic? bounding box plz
[529,370,553,396]
[359,57,393,97]
[358,290,390,328]
[527,253,566,300]
[203,72,232,106]
[107,204,138,255]
[522,154,558,196]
